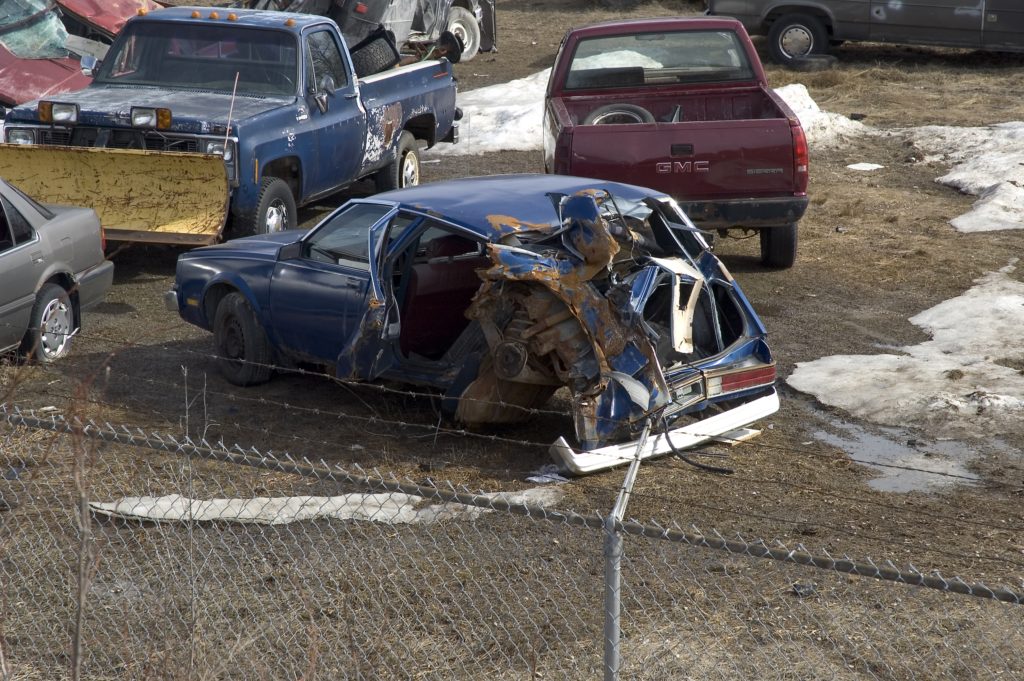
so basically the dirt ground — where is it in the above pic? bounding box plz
[3,0,1024,587]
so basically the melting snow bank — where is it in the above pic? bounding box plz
[431,74,869,156]
[787,261,1024,440]
[89,487,563,526]
[908,122,1024,232]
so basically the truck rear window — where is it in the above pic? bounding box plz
[564,30,754,90]
[94,22,299,97]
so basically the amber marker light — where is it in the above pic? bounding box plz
[209,11,220,19]
[227,13,238,21]
[137,7,147,15]
[156,108,172,129]
[285,18,296,27]
[38,101,53,123]
[191,10,200,18]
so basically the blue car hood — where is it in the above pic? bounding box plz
[18,85,293,132]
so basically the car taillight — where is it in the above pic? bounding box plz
[354,2,368,13]
[706,363,776,398]
[792,120,809,194]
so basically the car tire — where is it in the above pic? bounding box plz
[238,177,296,237]
[582,103,655,125]
[447,6,480,61]
[351,33,400,77]
[768,13,829,66]
[375,131,420,192]
[760,224,798,269]
[20,283,74,363]
[213,292,272,386]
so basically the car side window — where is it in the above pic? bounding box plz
[0,205,13,254]
[305,202,392,269]
[1,197,33,246]
[305,30,348,93]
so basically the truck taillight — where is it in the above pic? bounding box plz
[706,363,776,398]
[792,120,809,194]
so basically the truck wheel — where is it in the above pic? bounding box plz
[582,104,655,125]
[759,224,798,269]
[447,7,480,61]
[375,132,420,192]
[768,13,828,66]
[213,292,272,386]
[240,177,296,237]
[20,283,74,362]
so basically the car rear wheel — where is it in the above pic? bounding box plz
[213,292,272,386]
[760,224,798,269]
[20,283,74,362]
[375,131,420,192]
[446,6,480,61]
[238,177,296,237]
[768,13,829,66]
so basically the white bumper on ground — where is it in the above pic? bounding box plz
[549,390,780,475]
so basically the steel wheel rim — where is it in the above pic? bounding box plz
[265,199,288,233]
[450,20,472,52]
[400,152,420,187]
[780,26,813,58]
[222,318,245,362]
[39,297,72,359]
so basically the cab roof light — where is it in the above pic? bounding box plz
[227,13,238,21]
[191,10,200,18]
[209,11,220,19]
[137,7,147,16]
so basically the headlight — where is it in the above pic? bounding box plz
[203,140,234,162]
[38,101,78,124]
[6,129,35,145]
[131,107,172,129]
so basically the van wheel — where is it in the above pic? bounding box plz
[447,7,480,61]
[20,283,74,362]
[760,224,798,269]
[768,13,828,66]
[213,292,272,386]
[375,132,420,192]
[238,177,296,237]
[583,104,655,125]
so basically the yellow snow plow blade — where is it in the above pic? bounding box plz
[0,145,229,245]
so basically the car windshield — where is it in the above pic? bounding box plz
[0,0,68,59]
[306,202,395,268]
[93,22,300,97]
[565,30,754,89]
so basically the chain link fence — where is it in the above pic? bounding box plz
[1,409,1021,680]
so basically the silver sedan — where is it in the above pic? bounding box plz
[0,178,113,362]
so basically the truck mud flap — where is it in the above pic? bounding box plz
[0,145,229,245]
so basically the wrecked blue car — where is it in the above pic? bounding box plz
[167,175,778,473]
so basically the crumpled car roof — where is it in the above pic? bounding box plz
[375,174,673,240]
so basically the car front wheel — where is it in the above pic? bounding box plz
[213,292,273,386]
[238,176,297,237]
[21,283,74,362]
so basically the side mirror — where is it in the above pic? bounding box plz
[278,240,303,261]
[80,54,98,76]
[313,74,336,114]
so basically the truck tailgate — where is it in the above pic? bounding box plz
[567,118,797,200]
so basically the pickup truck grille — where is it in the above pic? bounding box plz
[39,127,199,153]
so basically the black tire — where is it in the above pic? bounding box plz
[237,176,296,237]
[582,103,655,125]
[446,6,480,61]
[20,283,74,362]
[767,13,829,66]
[375,131,420,192]
[759,224,798,269]
[351,34,400,77]
[213,292,272,386]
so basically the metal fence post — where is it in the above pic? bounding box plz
[604,420,652,680]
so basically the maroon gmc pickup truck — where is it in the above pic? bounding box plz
[543,17,809,268]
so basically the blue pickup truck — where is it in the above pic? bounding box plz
[0,6,460,244]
